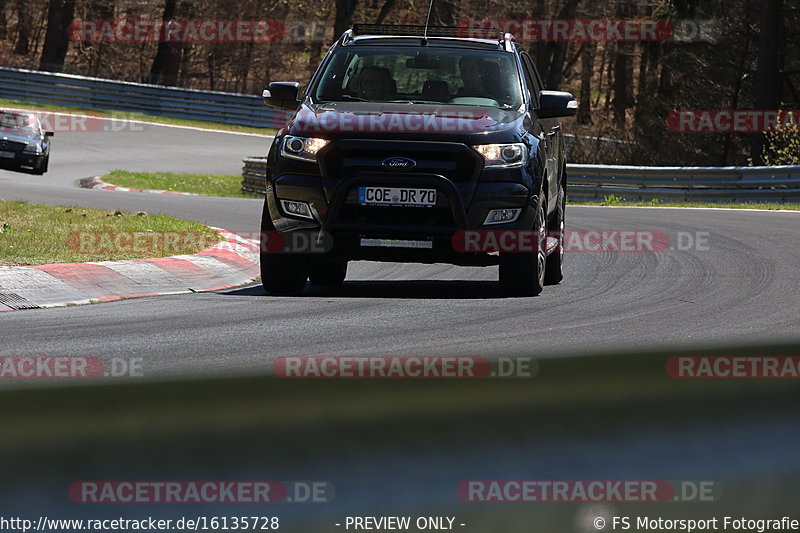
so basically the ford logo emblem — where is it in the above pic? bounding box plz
[382,157,416,171]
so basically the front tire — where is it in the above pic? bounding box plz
[544,181,565,285]
[30,157,48,175]
[499,194,546,297]
[260,205,309,295]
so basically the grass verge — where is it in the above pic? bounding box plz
[0,98,276,136]
[569,196,800,211]
[0,201,221,266]
[102,170,259,198]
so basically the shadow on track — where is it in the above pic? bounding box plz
[222,279,515,300]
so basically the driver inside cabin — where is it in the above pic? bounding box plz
[358,66,395,100]
[457,56,487,96]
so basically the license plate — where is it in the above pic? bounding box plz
[0,151,15,159]
[358,187,436,207]
[360,238,433,249]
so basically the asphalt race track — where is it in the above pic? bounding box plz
[1,114,799,379]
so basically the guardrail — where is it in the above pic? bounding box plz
[241,156,270,194]
[0,67,277,128]
[242,156,800,202]
[3,67,797,202]
[567,164,800,202]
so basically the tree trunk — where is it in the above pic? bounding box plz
[612,43,630,127]
[429,0,457,26]
[147,0,179,85]
[750,0,784,164]
[721,17,752,166]
[87,0,116,77]
[333,0,357,43]
[577,45,593,125]
[39,0,76,71]
[612,2,634,127]
[0,0,7,40]
[545,0,580,90]
[13,0,30,55]
[375,0,396,24]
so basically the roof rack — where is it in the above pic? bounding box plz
[351,24,504,41]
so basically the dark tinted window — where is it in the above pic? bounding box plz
[314,46,524,109]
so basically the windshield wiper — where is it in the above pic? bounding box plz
[389,99,440,104]
[336,94,369,102]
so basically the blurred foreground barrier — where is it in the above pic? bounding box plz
[0,343,798,530]
[242,155,800,203]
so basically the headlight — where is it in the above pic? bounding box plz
[280,136,329,162]
[473,143,528,169]
[23,143,43,154]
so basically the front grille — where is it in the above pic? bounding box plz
[0,140,26,152]
[320,139,481,183]
[338,204,456,227]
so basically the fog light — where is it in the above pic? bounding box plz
[280,200,314,220]
[483,208,522,225]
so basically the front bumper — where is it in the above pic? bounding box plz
[0,152,45,169]
[267,171,537,265]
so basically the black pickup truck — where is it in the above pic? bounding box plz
[261,24,576,296]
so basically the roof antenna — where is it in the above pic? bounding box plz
[421,0,434,45]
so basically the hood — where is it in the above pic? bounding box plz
[0,129,43,145]
[285,101,525,143]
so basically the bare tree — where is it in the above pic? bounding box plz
[429,0,457,26]
[13,0,31,55]
[0,0,6,40]
[577,45,593,124]
[750,0,785,163]
[375,0,397,24]
[147,0,189,86]
[544,0,580,90]
[39,0,76,71]
[86,0,116,77]
[333,0,358,43]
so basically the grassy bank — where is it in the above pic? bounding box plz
[0,201,221,266]
[102,170,258,198]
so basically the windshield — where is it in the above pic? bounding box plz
[0,111,40,133]
[314,46,524,109]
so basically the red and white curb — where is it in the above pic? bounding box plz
[0,229,258,311]
[78,176,197,195]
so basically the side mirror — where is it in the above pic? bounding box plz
[44,131,54,137]
[263,82,301,110]
[537,90,578,119]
